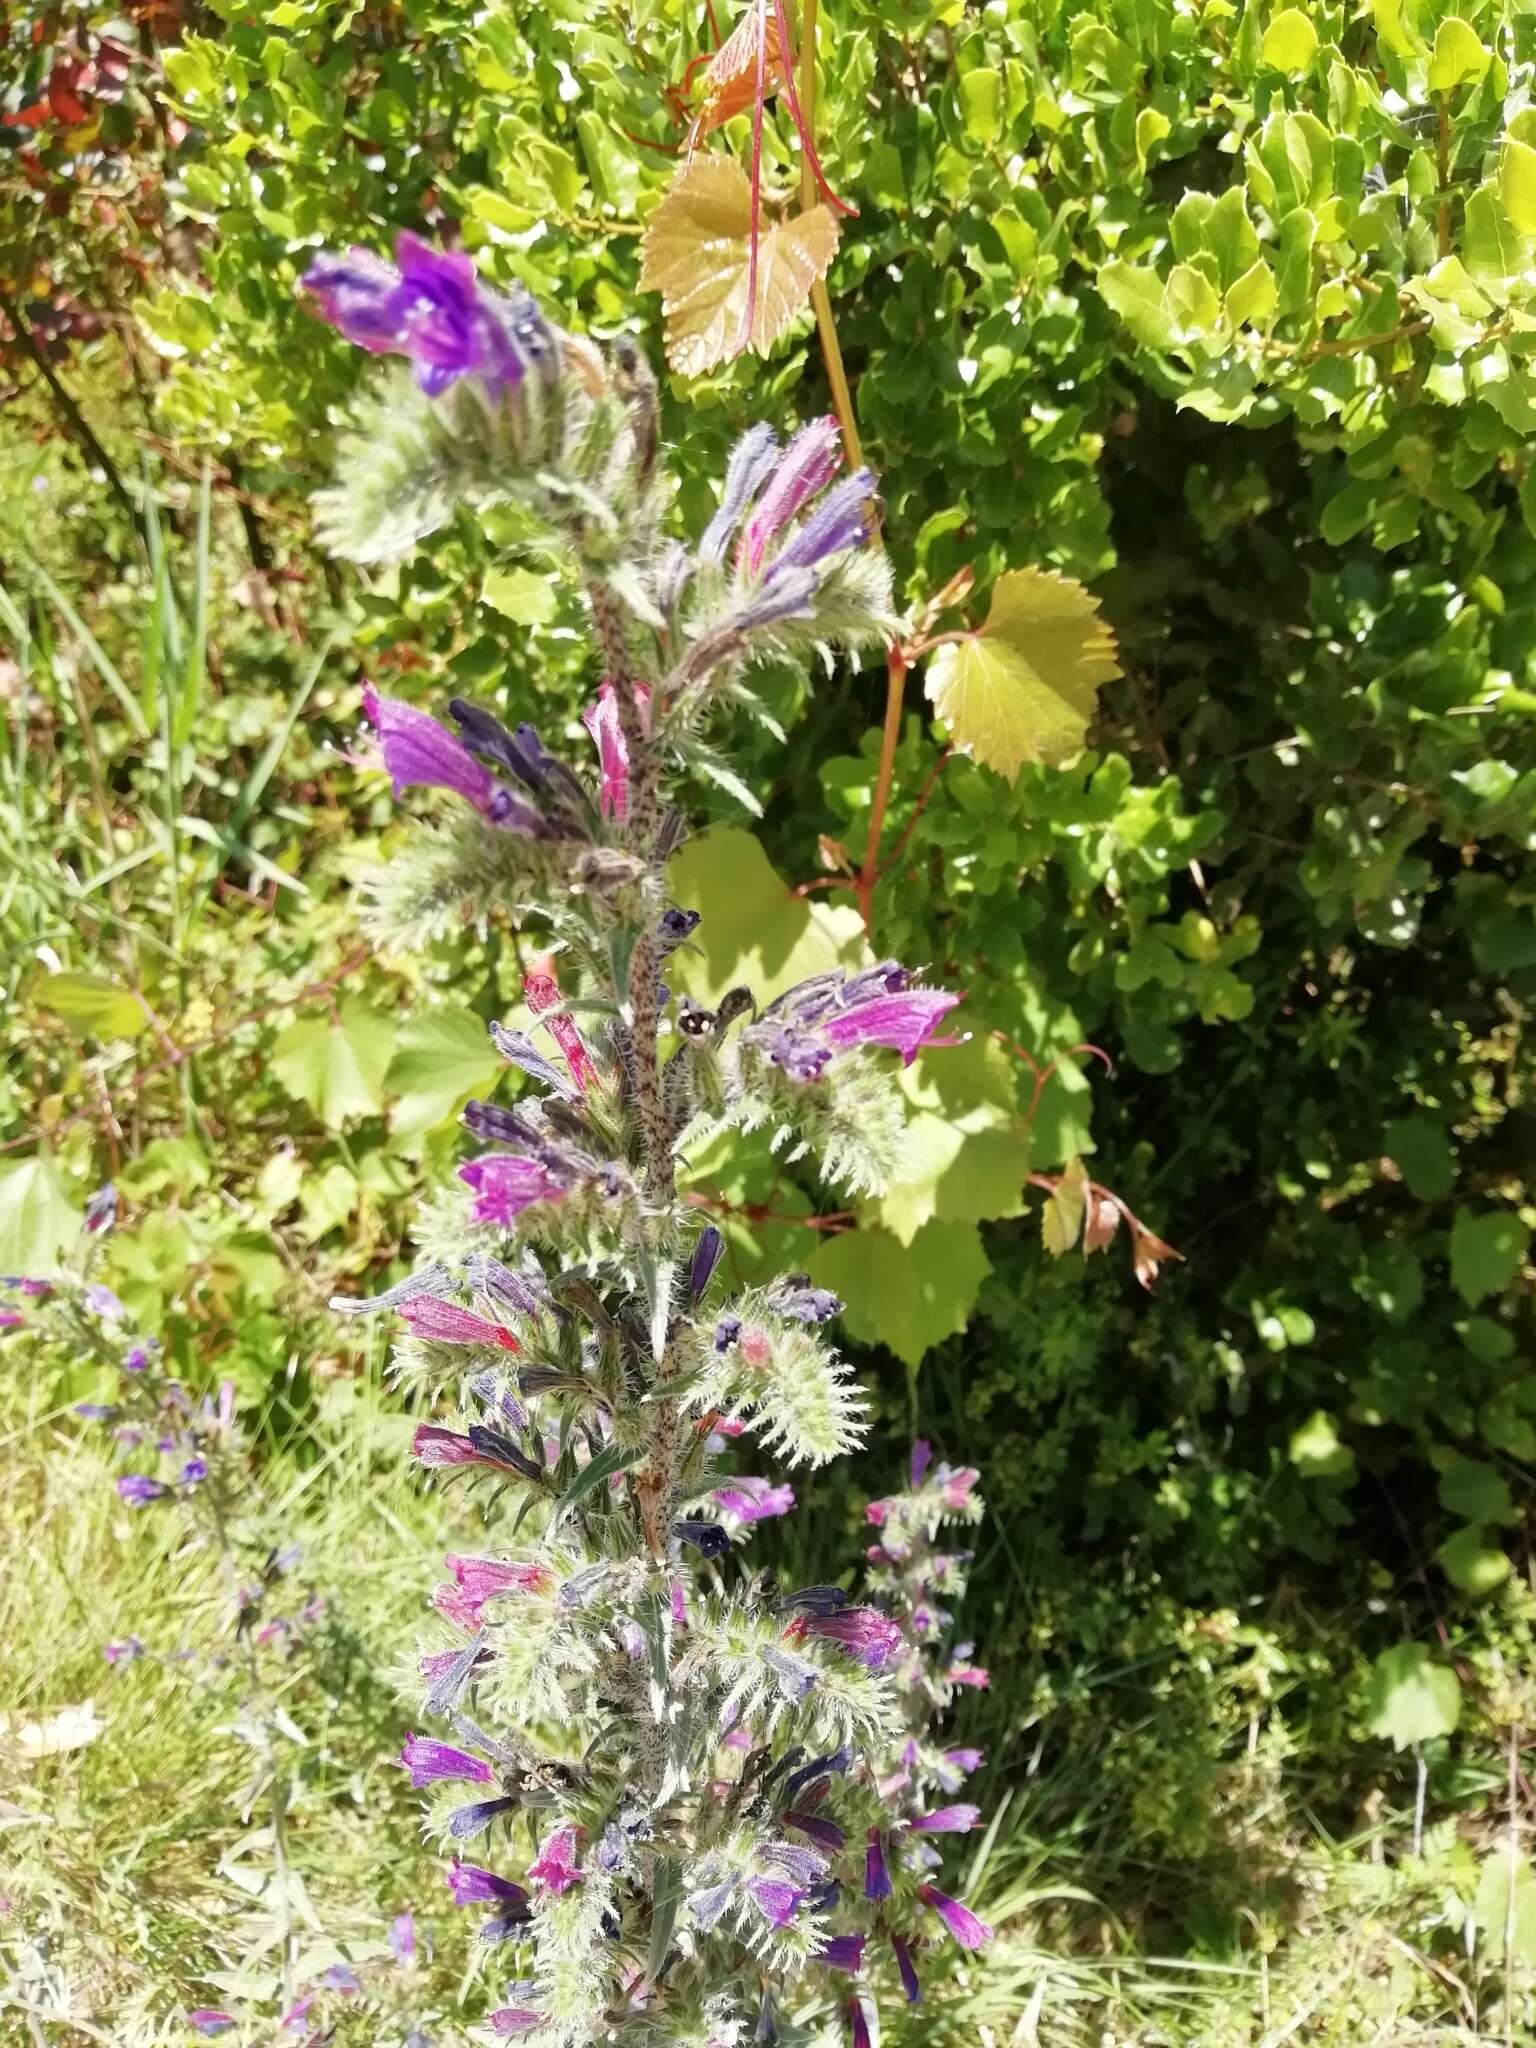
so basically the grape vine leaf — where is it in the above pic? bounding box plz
[0,1156,82,1276]
[1365,1643,1462,1750]
[387,1009,505,1142]
[807,1220,991,1368]
[639,156,839,377]
[923,568,1121,781]
[668,828,864,1008]
[875,1111,1031,1245]
[273,1001,396,1130]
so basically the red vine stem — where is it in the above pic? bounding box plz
[855,642,907,931]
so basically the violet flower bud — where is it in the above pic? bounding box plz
[690,1225,724,1299]
[907,1804,980,1834]
[396,1296,521,1351]
[817,1934,864,1973]
[116,1474,165,1507]
[446,1860,528,1906]
[740,417,842,576]
[910,1438,934,1486]
[700,421,780,565]
[863,1828,891,1901]
[399,1733,494,1788]
[488,1023,577,1098]
[892,1935,921,2004]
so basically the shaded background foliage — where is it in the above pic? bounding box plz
[3,0,1535,2012]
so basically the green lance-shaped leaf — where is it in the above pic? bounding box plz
[923,568,1121,781]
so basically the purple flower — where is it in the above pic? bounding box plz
[528,1822,582,1893]
[489,1023,578,1098]
[84,1284,125,1320]
[946,1659,990,1690]
[390,1912,415,1964]
[763,1644,820,1699]
[792,1606,904,1670]
[459,1154,571,1227]
[747,1878,804,1928]
[938,1463,979,1508]
[907,1804,980,1834]
[397,1295,521,1351]
[700,421,781,564]
[103,1636,144,1665]
[848,1999,872,2048]
[918,1883,992,1950]
[116,1474,165,1506]
[410,1423,483,1468]
[84,1183,118,1235]
[0,1309,22,1330]
[820,989,964,1066]
[770,470,877,576]
[281,1995,315,2029]
[321,1965,360,1993]
[363,686,541,830]
[398,1733,493,1788]
[892,1935,921,2004]
[690,1225,724,1299]
[670,1575,688,1627]
[489,2012,543,2037]
[740,417,842,575]
[939,1746,983,1787]
[863,1828,891,1902]
[784,1810,845,1853]
[910,1438,933,1487]
[123,1346,148,1371]
[817,1934,865,1973]
[443,1554,549,1625]
[187,2014,236,2036]
[180,1458,208,1486]
[302,231,532,397]
[447,1860,528,1907]
[713,1476,796,1525]
[18,1277,54,1297]
[75,1402,117,1421]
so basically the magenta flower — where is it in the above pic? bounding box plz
[712,1476,796,1525]
[581,680,652,822]
[892,1934,922,2004]
[740,417,842,576]
[399,1732,493,1788]
[848,1998,872,2048]
[817,1934,865,1972]
[187,2014,236,2036]
[443,1554,550,1623]
[907,1804,980,1834]
[397,1296,521,1351]
[446,1859,528,1907]
[938,1463,979,1507]
[116,1474,165,1506]
[523,970,599,1094]
[794,1606,904,1670]
[820,989,963,1065]
[281,1995,315,2030]
[528,1822,582,1893]
[459,1154,571,1227]
[0,1309,22,1330]
[946,1659,990,1690]
[410,1423,482,1468]
[489,2013,543,2037]
[670,1575,688,1627]
[863,1827,891,1901]
[918,1883,993,1950]
[84,1183,118,1234]
[103,1636,145,1665]
[302,231,538,396]
[940,1746,983,1783]
[770,470,877,575]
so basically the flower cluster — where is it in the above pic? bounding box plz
[310,234,985,2046]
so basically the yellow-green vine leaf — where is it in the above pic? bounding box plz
[924,568,1121,781]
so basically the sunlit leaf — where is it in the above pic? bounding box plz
[923,568,1121,780]
[639,155,839,377]
[1366,1644,1461,1750]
